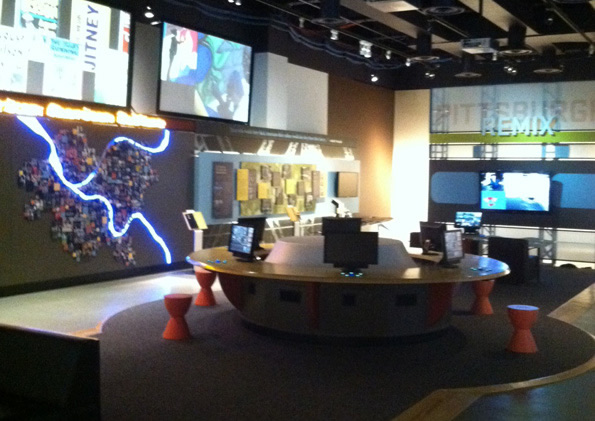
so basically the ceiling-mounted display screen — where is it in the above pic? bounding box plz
[159,22,252,124]
[0,0,131,107]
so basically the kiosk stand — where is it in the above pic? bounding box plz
[182,210,208,252]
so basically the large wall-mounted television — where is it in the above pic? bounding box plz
[0,0,131,107]
[480,171,551,212]
[158,22,252,124]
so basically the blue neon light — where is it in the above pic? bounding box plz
[18,116,172,264]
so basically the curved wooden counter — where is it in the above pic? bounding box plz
[187,243,510,340]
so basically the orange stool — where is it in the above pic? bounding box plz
[163,294,192,340]
[507,304,539,353]
[471,279,495,315]
[194,267,217,306]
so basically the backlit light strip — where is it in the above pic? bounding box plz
[18,116,172,264]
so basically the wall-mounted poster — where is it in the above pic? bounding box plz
[238,162,318,216]
[212,162,233,219]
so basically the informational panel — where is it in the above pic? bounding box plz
[212,162,233,218]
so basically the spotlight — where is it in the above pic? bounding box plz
[371,74,378,83]
[385,50,392,60]
[150,20,160,26]
[359,40,372,58]
[405,58,411,67]
[144,6,154,19]
[299,17,305,29]
[235,0,241,5]
[424,70,435,79]
[534,47,563,74]
[504,64,518,75]
[330,29,338,41]
[228,0,234,3]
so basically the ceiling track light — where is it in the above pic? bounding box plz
[370,74,378,83]
[504,64,518,75]
[385,50,392,60]
[359,40,372,59]
[455,53,481,78]
[144,5,154,19]
[330,29,338,41]
[405,58,411,67]
[424,70,436,79]
[299,17,305,29]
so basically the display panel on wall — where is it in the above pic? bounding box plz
[0,0,131,107]
[13,116,171,265]
[158,21,252,124]
[237,162,322,216]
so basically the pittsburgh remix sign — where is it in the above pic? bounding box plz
[481,115,558,136]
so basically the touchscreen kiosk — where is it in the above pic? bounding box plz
[419,222,446,255]
[441,230,464,267]
[237,217,267,249]
[182,211,207,231]
[228,224,256,261]
[323,232,379,276]
[321,217,362,235]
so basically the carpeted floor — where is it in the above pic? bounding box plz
[99,266,594,421]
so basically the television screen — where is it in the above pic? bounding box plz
[159,22,252,123]
[228,223,255,261]
[454,211,482,233]
[441,230,464,266]
[323,232,378,273]
[0,0,131,107]
[480,172,551,212]
[337,172,359,198]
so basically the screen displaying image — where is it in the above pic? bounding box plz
[480,172,551,212]
[454,211,482,232]
[159,22,252,123]
[228,224,255,256]
[0,0,131,107]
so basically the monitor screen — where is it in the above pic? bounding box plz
[237,216,266,248]
[159,22,252,123]
[419,222,446,254]
[454,211,482,233]
[321,217,362,235]
[480,172,551,212]
[228,223,255,261]
[323,232,378,272]
[0,0,131,107]
[337,172,359,198]
[441,230,464,266]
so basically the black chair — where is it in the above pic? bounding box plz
[488,237,540,284]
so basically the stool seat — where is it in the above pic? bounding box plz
[163,294,192,340]
[507,304,539,353]
[194,267,217,306]
[471,279,495,315]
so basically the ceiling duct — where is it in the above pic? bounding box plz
[552,0,591,3]
[534,46,564,74]
[500,23,534,56]
[312,0,347,26]
[455,53,482,78]
[420,0,466,16]
[410,31,440,62]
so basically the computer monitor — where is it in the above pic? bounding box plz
[454,211,482,234]
[323,232,379,274]
[237,216,267,249]
[321,217,362,235]
[228,224,256,261]
[441,230,464,267]
[419,222,447,255]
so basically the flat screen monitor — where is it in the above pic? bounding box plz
[321,217,362,235]
[0,0,131,107]
[228,223,255,261]
[480,171,551,212]
[419,221,446,254]
[337,172,359,198]
[237,216,266,248]
[441,230,464,267]
[454,211,482,234]
[323,232,379,274]
[158,22,252,123]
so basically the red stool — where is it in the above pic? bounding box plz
[507,304,539,353]
[194,267,217,306]
[471,279,495,315]
[163,294,192,340]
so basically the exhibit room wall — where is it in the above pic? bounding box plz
[327,75,395,218]
[391,90,431,244]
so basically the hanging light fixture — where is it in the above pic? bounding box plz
[312,0,346,26]
[455,53,482,78]
[500,23,534,56]
[410,31,439,62]
[421,0,465,16]
[534,47,563,74]
[330,29,339,41]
